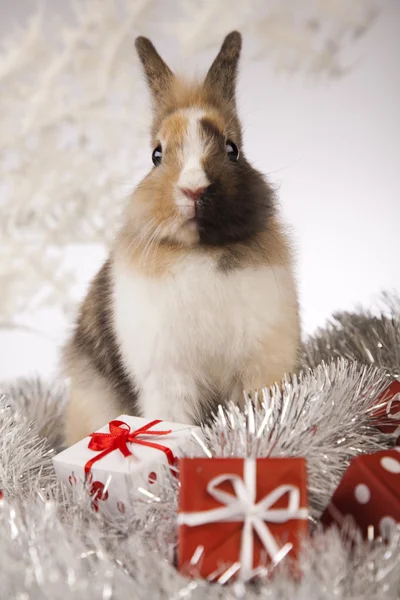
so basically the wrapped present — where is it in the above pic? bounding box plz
[178,457,308,581]
[322,448,400,540]
[369,379,400,438]
[53,415,200,515]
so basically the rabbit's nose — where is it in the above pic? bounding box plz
[179,186,207,203]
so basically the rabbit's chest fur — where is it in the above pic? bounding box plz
[112,253,296,424]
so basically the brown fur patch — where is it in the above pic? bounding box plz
[242,284,301,392]
[151,78,239,144]
[116,215,292,279]
[63,260,138,408]
[200,116,225,141]
[158,112,188,148]
[64,357,125,446]
[132,165,179,231]
[243,321,300,391]
[217,216,293,272]
[115,225,191,277]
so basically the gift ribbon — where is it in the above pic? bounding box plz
[372,391,400,436]
[84,419,175,478]
[177,458,308,581]
[385,394,400,435]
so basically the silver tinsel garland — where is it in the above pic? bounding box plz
[1,296,400,599]
[302,293,400,378]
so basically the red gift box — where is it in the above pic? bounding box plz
[322,448,400,540]
[178,457,308,581]
[369,380,400,436]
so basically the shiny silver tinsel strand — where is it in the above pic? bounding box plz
[1,308,400,597]
[0,395,55,497]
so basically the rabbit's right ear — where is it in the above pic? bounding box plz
[135,36,174,109]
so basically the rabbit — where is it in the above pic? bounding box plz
[63,31,301,446]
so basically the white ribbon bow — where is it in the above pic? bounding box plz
[178,458,308,581]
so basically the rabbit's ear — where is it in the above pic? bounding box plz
[135,36,174,108]
[204,31,242,105]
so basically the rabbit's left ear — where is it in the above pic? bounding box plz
[135,36,174,109]
[204,31,242,105]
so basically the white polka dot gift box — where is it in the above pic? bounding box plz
[322,448,400,540]
[53,415,201,515]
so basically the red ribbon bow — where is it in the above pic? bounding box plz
[84,419,175,478]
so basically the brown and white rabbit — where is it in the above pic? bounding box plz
[63,31,301,446]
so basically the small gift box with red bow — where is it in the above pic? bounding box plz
[321,448,400,540]
[178,457,308,581]
[53,415,200,515]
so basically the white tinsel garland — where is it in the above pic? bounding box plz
[0,398,55,498]
[0,0,379,330]
[0,377,67,448]
[1,295,400,599]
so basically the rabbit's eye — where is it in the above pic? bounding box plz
[226,140,239,162]
[152,145,162,166]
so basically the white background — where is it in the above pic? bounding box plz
[0,1,399,381]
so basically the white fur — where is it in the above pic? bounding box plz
[175,108,210,218]
[112,253,297,424]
